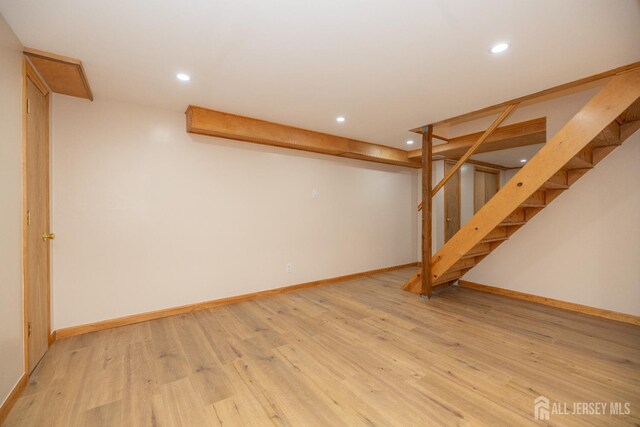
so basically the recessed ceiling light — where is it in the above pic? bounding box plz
[520,159,527,163]
[490,42,510,54]
[336,116,346,123]
[406,140,414,145]
[176,73,191,81]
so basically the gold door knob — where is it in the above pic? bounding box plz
[42,232,55,241]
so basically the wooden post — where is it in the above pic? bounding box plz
[421,125,433,297]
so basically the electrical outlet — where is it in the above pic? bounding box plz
[286,263,292,273]
[312,189,319,199]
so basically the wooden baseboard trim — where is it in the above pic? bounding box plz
[48,330,56,346]
[0,373,27,425]
[55,262,419,339]
[458,280,640,326]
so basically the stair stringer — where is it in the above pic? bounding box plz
[430,68,640,283]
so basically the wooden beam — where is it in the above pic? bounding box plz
[411,62,640,129]
[431,105,516,196]
[186,106,420,168]
[23,47,93,101]
[432,134,449,142]
[408,117,546,160]
[402,269,421,292]
[462,159,508,171]
[431,68,640,281]
[408,148,422,159]
[421,126,433,297]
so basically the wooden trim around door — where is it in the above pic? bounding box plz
[459,280,640,326]
[22,59,51,377]
[474,166,501,174]
[443,160,461,242]
[54,262,419,340]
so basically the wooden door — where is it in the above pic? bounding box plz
[444,161,461,242]
[25,63,51,373]
[484,170,499,202]
[474,168,500,213]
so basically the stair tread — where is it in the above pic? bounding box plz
[448,262,476,273]
[432,281,454,291]
[434,273,465,286]
[564,157,593,169]
[590,140,621,148]
[447,266,472,274]
[520,203,546,208]
[500,221,526,226]
[462,250,491,259]
[480,236,509,243]
[542,181,569,190]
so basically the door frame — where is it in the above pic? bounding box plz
[22,58,52,376]
[443,160,461,242]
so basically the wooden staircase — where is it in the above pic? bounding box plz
[404,68,640,294]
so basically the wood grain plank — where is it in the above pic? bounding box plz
[5,268,640,426]
[24,47,93,100]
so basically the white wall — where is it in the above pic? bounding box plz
[51,96,419,329]
[456,87,640,316]
[500,168,519,187]
[0,13,24,407]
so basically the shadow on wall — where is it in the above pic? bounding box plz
[188,132,418,175]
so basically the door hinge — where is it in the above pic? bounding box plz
[28,322,32,337]
[26,210,31,226]
[27,98,31,114]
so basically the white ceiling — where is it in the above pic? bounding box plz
[1,0,639,149]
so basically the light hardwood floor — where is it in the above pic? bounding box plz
[5,267,640,426]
